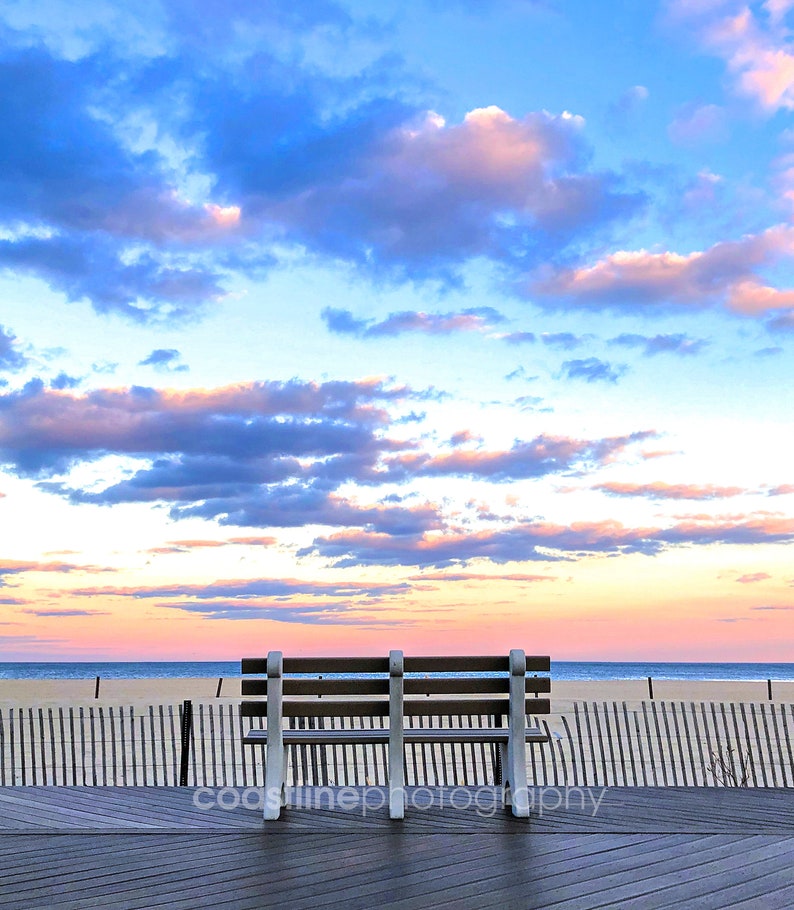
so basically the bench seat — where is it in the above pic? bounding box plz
[243,726,548,746]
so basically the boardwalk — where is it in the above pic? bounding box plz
[0,786,792,909]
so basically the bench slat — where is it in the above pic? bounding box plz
[405,677,551,695]
[243,726,549,746]
[403,655,550,673]
[242,696,550,718]
[244,729,389,745]
[403,697,550,716]
[242,657,390,674]
[243,676,550,697]
[241,699,390,718]
[243,678,390,697]
[242,655,551,675]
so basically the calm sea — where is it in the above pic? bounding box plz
[0,661,792,681]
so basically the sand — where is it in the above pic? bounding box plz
[1,676,792,710]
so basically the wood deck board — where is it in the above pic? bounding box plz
[2,832,793,910]
[0,787,792,909]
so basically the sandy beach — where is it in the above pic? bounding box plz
[1,676,792,710]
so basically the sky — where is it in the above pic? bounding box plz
[0,0,792,662]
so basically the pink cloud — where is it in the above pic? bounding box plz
[146,537,278,554]
[266,105,642,273]
[384,431,655,480]
[530,225,794,316]
[409,572,557,582]
[0,559,110,576]
[226,536,278,546]
[595,481,746,500]
[672,1,794,112]
[306,514,794,567]
[736,572,772,583]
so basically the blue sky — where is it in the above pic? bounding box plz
[0,0,792,661]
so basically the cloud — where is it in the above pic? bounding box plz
[670,2,794,112]
[767,310,794,330]
[409,571,557,582]
[768,484,794,495]
[381,431,655,482]
[0,16,648,321]
[448,430,481,447]
[0,559,109,578]
[200,102,643,282]
[322,306,505,337]
[138,349,189,372]
[0,634,65,645]
[158,600,408,625]
[0,47,232,321]
[72,577,410,600]
[24,609,109,617]
[303,514,794,567]
[736,572,771,583]
[559,357,626,383]
[0,378,656,534]
[608,333,709,356]
[540,332,587,350]
[668,103,728,145]
[594,481,745,500]
[50,372,82,389]
[0,234,224,324]
[0,377,409,476]
[606,84,650,126]
[530,225,794,319]
[0,325,27,372]
[0,377,450,533]
[226,536,278,546]
[501,331,537,345]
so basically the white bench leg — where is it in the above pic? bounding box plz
[263,651,285,820]
[264,740,287,819]
[389,650,405,819]
[506,649,530,818]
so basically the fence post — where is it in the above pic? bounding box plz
[647,677,654,700]
[493,713,503,785]
[179,699,193,786]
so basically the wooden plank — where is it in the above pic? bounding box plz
[404,655,550,672]
[243,695,549,718]
[243,726,547,746]
[243,675,550,697]
[242,699,389,719]
[242,657,390,674]
[243,678,390,696]
[244,654,551,674]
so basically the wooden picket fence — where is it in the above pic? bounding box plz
[0,701,792,788]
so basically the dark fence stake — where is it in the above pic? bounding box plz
[94,676,100,699]
[215,678,223,698]
[493,714,503,785]
[647,676,654,700]
[768,679,773,701]
[179,699,193,786]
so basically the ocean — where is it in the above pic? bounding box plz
[0,660,792,681]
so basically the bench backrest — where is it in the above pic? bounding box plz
[241,652,551,721]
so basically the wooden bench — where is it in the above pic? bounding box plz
[241,650,551,820]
